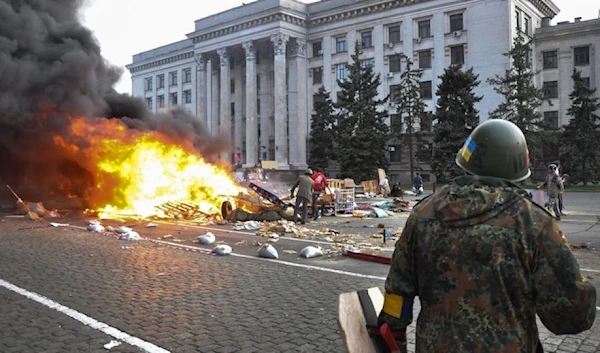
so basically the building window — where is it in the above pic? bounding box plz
[229,57,235,70]
[450,45,465,65]
[257,99,261,115]
[543,111,559,129]
[157,95,165,108]
[312,41,322,56]
[183,68,192,83]
[230,79,235,94]
[515,10,521,32]
[336,64,347,80]
[419,50,432,69]
[389,144,402,162]
[361,30,373,48]
[169,92,177,105]
[361,58,374,68]
[583,77,590,89]
[388,55,402,72]
[420,81,433,99]
[336,91,344,101]
[418,19,431,38]
[542,51,558,69]
[449,13,463,32]
[574,46,590,66]
[144,77,153,91]
[169,71,177,86]
[523,16,530,35]
[230,102,235,117]
[145,97,152,109]
[157,74,165,89]
[388,25,401,44]
[420,112,433,132]
[389,85,400,102]
[255,50,260,64]
[183,90,192,104]
[390,114,402,133]
[543,81,558,99]
[336,36,347,53]
[256,75,260,91]
[313,67,323,84]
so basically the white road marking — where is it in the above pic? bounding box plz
[0,279,170,353]
[581,268,600,274]
[151,239,388,281]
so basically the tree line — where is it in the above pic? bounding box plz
[308,36,600,185]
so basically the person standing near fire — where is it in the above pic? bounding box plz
[311,167,329,220]
[290,169,314,224]
[376,120,596,353]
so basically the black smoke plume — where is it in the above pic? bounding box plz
[0,0,230,205]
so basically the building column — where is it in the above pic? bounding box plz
[210,58,220,136]
[288,38,308,169]
[270,33,290,169]
[259,70,270,162]
[243,41,258,167]
[217,47,232,163]
[194,53,208,125]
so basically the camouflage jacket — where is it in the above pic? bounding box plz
[380,176,596,353]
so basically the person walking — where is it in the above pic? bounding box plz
[413,172,423,195]
[538,164,564,220]
[311,167,328,220]
[377,120,596,353]
[290,169,314,225]
[553,160,565,215]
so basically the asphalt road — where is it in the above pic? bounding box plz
[0,190,598,353]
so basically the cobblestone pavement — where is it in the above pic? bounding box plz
[0,214,598,353]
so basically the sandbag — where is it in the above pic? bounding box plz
[300,246,323,259]
[87,221,105,232]
[116,226,133,234]
[198,232,216,245]
[258,243,279,259]
[212,244,232,256]
[121,231,141,241]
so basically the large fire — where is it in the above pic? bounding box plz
[52,115,243,219]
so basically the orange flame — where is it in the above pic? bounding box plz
[53,115,242,219]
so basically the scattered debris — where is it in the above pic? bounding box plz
[162,234,173,239]
[103,340,122,350]
[283,250,297,255]
[50,223,70,227]
[198,232,216,245]
[300,246,324,259]
[212,244,232,256]
[120,231,141,241]
[121,246,134,250]
[116,226,132,234]
[146,222,158,228]
[258,243,279,259]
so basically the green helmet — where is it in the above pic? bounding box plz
[455,119,531,182]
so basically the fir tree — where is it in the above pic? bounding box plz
[561,68,600,185]
[487,35,546,167]
[430,65,482,182]
[393,54,426,182]
[334,43,389,182]
[308,86,336,172]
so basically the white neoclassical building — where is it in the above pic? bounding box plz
[126,0,598,174]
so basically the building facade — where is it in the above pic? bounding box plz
[127,0,597,178]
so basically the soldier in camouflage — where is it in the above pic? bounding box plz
[378,119,597,353]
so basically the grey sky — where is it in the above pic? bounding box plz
[79,0,599,94]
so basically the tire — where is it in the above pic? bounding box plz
[221,201,233,220]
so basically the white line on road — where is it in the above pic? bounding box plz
[581,268,600,274]
[0,279,170,353]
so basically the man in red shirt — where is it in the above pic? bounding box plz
[311,167,329,220]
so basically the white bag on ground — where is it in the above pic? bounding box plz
[258,243,279,259]
[212,244,232,256]
[87,221,105,232]
[198,232,216,245]
[300,246,324,259]
[121,231,141,241]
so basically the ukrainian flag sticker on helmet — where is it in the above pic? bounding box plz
[461,137,477,162]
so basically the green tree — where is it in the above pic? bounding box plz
[334,43,389,182]
[488,35,546,168]
[430,65,482,183]
[393,54,426,182]
[561,68,600,185]
[308,86,336,172]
